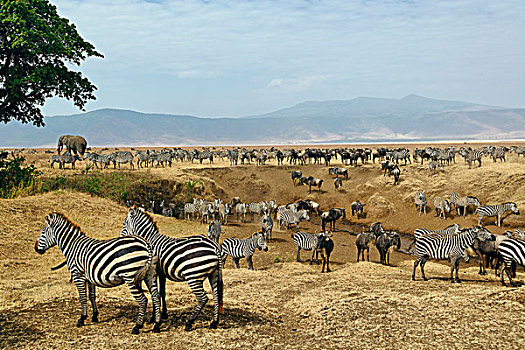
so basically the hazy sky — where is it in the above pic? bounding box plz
[43,0,525,117]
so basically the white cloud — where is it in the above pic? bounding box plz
[267,75,330,91]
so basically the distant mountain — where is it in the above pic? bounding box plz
[0,95,524,147]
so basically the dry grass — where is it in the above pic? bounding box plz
[1,143,525,349]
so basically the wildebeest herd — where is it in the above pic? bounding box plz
[27,137,525,336]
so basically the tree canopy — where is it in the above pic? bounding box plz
[0,0,103,126]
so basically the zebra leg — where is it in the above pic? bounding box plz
[143,267,161,333]
[185,279,209,331]
[297,248,302,262]
[87,282,99,323]
[159,272,169,319]
[72,276,89,327]
[233,258,240,269]
[247,255,254,270]
[420,257,429,281]
[126,280,148,334]
[208,268,221,329]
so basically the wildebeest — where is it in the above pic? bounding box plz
[291,171,302,185]
[356,231,375,262]
[351,200,365,218]
[321,208,345,231]
[375,231,401,266]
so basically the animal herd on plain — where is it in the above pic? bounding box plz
[28,136,525,336]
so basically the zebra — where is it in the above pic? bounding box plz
[97,153,114,169]
[428,162,444,174]
[433,196,450,220]
[279,209,310,230]
[450,192,460,215]
[412,225,492,282]
[414,190,427,216]
[112,151,134,169]
[466,148,483,168]
[261,213,274,242]
[291,231,320,263]
[476,202,520,227]
[120,207,224,331]
[490,147,507,162]
[235,202,247,223]
[135,151,150,168]
[388,149,411,165]
[456,196,481,216]
[409,223,460,252]
[184,202,200,220]
[248,202,268,221]
[497,239,525,287]
[35,211,161,334]
[207,220,221,243]
[218,203,231,224]
[221,231,268,270]
[83,152,102,169]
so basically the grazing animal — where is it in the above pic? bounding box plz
[351,200,365,218]
[184,202,200,220]
[370,222,385,236]
[466,148,484,168]
[334,177,343,191]
[321,208,346,231]
[35,211,161,334]
[409,224,460,252]
[235,202,248,223]
[112,151,134,169]
[449,192,460,215]
[314,231,334,273]
[414,190,427,216]
[218,203,231,224]
[279,209,310,230]
[221,232,268,270]
[470,233,500,276]
[120,207,223,331]
[261,213,274,242]
[306,176,323,193]
[207,220,221,243]
[391,165,401,185]
[412,226,491,283]
[428,162,444,174]
[291,171,302,185]
[381,161,396,176]
[433,197,451,220]
[498,239,525,286]
[456,196,480,216]
[291,231,332,269]
[476,202,520,227]
[328,167,348,179]
[375,231,401,266]
[356,231,375,262]
[57,135,87,156]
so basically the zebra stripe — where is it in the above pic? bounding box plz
[456,196,480,216]
[498,239,525,286]
[121,207,223,331]
[261,213,274,242]
[35,211,161,334]
[414,190,427,216]
[466,149,483,168]
[476,202,520,227]
[412,226,491,282]
[279,209,310,230]
[433,196,450,220]
[291,231,318,262]
[221,232,268,270]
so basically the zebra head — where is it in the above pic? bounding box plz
[121,206,151,237]
[254,232,268,252]
[35,211,62,254]
[509,202,520,215]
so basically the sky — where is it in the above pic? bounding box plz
[43,0,525,117]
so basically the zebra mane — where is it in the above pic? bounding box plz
[131,206,160,232]
[49,211,86,236]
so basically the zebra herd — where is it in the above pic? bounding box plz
[413,190,520,226]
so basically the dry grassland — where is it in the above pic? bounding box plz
[1,143,524,349]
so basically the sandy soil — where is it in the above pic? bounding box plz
[1,143,524,349]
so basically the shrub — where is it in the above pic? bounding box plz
[0,156,42,198]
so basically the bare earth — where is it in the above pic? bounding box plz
[1,143,524,349]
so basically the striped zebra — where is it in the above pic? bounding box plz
[184,202,200,220]
[456,196,480,216]
[291,231,323,264]
[497,239,525,286]
[412,225,491,282]
[279,209,310,230]
[466,148,483,169]
[235,202,247,223]
[433,196,450,220]
[476,202,520,227]
[207,220,221,243]
[414,190,427,216]
[449,192,460,215]
[35,211,161,334]
[248,202,268,221]
[490,147,506,162]
[112,151,134,169]
[409,223,460,252]
[221,232,268,270]
[121,207,224,331]
[135,151,150,168]
[388,149,411,165]
[261,213,274,242]
[428,162,444,174]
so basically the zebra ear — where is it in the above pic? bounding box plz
[45,214,53,225]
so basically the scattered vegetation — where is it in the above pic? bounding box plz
[0,156,42,198]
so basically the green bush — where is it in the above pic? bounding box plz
[0,156,42,198]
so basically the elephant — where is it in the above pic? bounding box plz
[57,135,87,156]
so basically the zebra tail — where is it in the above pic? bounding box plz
[133,251,158,286]
[217,251,224,314]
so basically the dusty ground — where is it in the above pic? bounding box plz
[1,143,524,349]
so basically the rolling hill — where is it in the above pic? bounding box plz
[0,95,524,147]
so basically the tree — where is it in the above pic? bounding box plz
[0,0,103,126]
